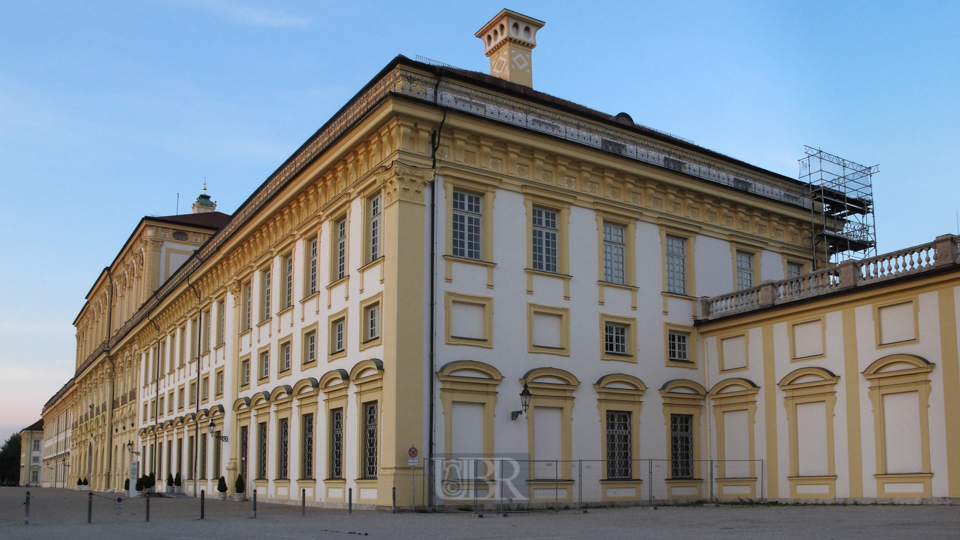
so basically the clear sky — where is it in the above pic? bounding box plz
[1,1,957,443]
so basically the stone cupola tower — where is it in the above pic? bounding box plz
[475,9,545,88]
[191,181,217,214]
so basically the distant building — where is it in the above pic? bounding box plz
[19,419,43,487]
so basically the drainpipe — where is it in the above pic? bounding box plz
[187,277,203,498]
[146,317,162,484]
[104,270,114,491]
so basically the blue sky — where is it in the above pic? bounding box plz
[0,0,957,442]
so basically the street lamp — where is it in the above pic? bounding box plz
[208,420,228,442]
[511,384,532,420]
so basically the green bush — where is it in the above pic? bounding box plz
[148,472,156,488]
[135,478,144,492]
[167,473,174,487]
[124,478,129,490]
[77,478,82,486]
[235,474,245,494]
[82,477,88,486]
[174,472,181,486]
[217,476,227,493]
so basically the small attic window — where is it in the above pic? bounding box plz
[173,231,188,241]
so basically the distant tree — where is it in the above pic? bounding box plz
[0,433,21,484]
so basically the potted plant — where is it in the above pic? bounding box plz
[148,472,156,493]
[174,472,182,494]
[217,476,228,500]
[124,478,130,491]
[166,473,174,493]
[76,477,82,491]
[135,477,144,498]
[83,477,89,491]
[234,474,245,502]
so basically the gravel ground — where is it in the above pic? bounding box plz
[2,486,959,540]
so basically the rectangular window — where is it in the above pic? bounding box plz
[331,318,345,354]
[668,331,690,363]
[532,207,558,273]
[159,341,167,374]
[603,222,626,284]
[452,190,482,260]
[606,411,632,480]
[215,370,224,396]
[336,218,347,281]
[278,418,289,479]
[736,251,754,291]
[213,432,221,480]
[158,396,164,417]
[280,341,291,372]
[32,440,40,451]
[369,194,381,262]
[177,438,182,478]
[189,382,197,405]
[303,330,317,365]
[666,235,687,295]
[330,408,343,479]
[243,281,252,331]
[362,402,378,479]
[187,436,195,480]
[307,238,318,296]
[282,253,293,309]
[301,413,314,479]
[240,358,250,386]
[259,350,269,380]
[239,426,248,479]
[178,326,186,366]
[167,391,173,413]
[202,309,211,352]
[364,303,380,342]
[191,318,199,359]
[199,434,207,480]
[670,414,694,479]
[217,300,225,346]
[604,322,628,355]
[261,267,272,321]
[177,388,184,410]
[257,422,267,480]
[201,375,209,401]
[787,262,803,279]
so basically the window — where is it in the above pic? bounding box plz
[606,411,632,480]
[240,358,250,386]
[282,253,293,310]
[330,408,343,479]
[787,262,803,279]
[445,292,494,348]
[452,190,482,260]
[280,341,291,372]
[666,235,687,295]
[335,218,347,281]
[187,436,195,479]
[178,326,186,366]
[258,350,269,380]
[603,222,626,284]
[201,375,209,401]
[189,382,197,405]
[604,322,628,355]
[369,194,381,262]
[242,281,252,331]
[213,432,221,479]
[199,434,207,479]
[158,396,165,417]
[364,302,380,342]
[177,387,184,410]
[32,440,40,452]
[239,426,248,479]
[736,250,754,291]
[331,317,345,355]
[278,418,289,479]
[362,402,378,478]
[668,331,690,363]
[303,330,317,365]
[173,231,188,241]
[215,370,224,396]
[301,413,314,479]
[217,300,225,346]
[167,391,173,413]
[261,267,272,321]
[306,238,318,296]
[257,422,267,479]
[202,309,211,353]
[531,207,558,273]
[177,438,183,478]
[191,318,199,359]
[158,341,167,375]
[670,414,694,479]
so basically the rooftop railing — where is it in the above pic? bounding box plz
[701,234,959,320]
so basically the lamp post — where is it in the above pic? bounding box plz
[511,384,532,421]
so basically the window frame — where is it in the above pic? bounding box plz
[664,323,699,369]
[523,191,572,298]
[359,293,383,350]
[301,323,318,366]
[599,313,637,363]
[443,177,497,288]
[257,346,270,383]
[327,308,348,361]
[260,265,272,322]
[527,303,571,356]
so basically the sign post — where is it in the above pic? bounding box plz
[408,446,419,511]
[129,460,139,498]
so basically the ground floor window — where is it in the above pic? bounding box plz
[670,414,693,479]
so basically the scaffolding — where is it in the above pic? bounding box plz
[800,146,878,269]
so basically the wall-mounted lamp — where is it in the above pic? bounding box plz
[208,420,228,442]
[126,442,140,456]
[511,384,532,421]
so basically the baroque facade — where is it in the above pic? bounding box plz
[38,10,960,505]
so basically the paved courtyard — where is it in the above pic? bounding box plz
[2,487,960,539]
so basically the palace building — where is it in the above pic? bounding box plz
[38,10,960,505]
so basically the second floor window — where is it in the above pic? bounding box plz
[303,330,317,364]
[282,254,293,309]
[189,382,197,405]
[202,309,211,353]
[369,194,381,261]
[365,303,380,342]
[336,219,347,281]
[243,282,252,331]
[452,190,482,260]
[259,351,269,380]
[668,331,690,363]
[736,251,754,291]
[787,261,803,279]
[261,268,272,321]
[666,235,687,295]
[215,370,224,396]
[280,341,291,372]
[240,359,250,386]
[331,318,345,354]
[217,300,225,346]
[532,207,558,273]
[307,238,318,296]
[178,326,186,366]
[603,223,626,284]
[604,322,628,355]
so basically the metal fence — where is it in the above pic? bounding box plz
[417,457,764,512]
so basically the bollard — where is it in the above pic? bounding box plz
[301,488,306,517]
[348,488,352,514]
[201,490,205,520]
[253,491,257,519]
[146,494,150,522]
[88,492,93,524]
[392,487,396,514]
[24,491,30,525]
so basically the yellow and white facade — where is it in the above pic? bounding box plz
[36,10,960,506]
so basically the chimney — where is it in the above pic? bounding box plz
[191,181,217,214]
[475,9,545,88]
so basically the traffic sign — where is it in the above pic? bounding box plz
[408,446,418,458]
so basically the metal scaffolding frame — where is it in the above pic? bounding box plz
[800,146,878,269]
